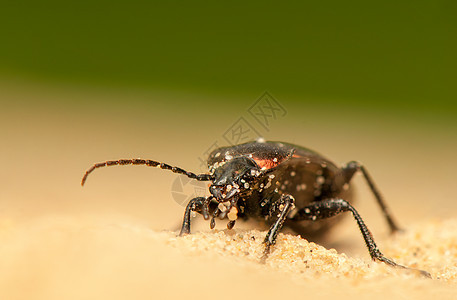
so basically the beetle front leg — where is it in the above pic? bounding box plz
[179,196,215,236]
[291,198,430,277]
[261,194,295,262]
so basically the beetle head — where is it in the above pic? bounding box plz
[209,156,261,201]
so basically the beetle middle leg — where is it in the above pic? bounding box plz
[290,198,431,277]
[261,194,295,262]
[342,161,401,233]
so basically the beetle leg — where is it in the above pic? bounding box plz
[261,194,295,262]
[291,198,430,277]
[179,196,215,236]
[342,161,401,233]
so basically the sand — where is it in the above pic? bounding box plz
[0,214,456,300]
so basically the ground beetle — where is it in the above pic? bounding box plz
[82,139,430,277]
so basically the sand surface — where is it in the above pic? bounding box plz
[1,215,457,300]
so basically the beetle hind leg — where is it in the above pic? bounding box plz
[342,161,401,233]
[291,198,430,277]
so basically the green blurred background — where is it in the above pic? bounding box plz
[1,0,456,119]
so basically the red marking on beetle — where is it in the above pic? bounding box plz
[252,158,281,170]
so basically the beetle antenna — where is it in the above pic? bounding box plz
[81,159,214,186]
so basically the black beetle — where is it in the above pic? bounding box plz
[82,139,430,277]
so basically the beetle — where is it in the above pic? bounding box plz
[81,139,430,277]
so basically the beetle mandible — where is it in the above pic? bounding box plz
[81,139,430,277]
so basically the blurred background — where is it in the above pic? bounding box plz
[0,1,457,298]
